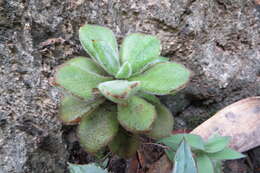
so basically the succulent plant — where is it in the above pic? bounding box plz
[54,24,191,158]
[159,133,246,173]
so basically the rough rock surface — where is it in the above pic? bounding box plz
[0,0,259,172]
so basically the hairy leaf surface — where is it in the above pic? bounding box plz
[54,57,112,100]
[120,33,161,75]
[148,103,174,139]
[59,94,104,124]
[98,80,140,104]
[92,40,120,75]
[115,61,132,79]
[117,96,156,133]
[78,104,119,153]
[129,62,191,95]
[108,129,140,158]
[79,24,118,59]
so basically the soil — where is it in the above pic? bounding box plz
[0,0,259,172]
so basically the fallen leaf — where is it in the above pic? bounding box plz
[191,97,260,152]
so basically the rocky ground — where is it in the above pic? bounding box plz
[0,0,259,172]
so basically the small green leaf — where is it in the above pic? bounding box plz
[159,134,205,151]
[196,154,214,173]
[79,24,118,61]
[147,103,174,139]
[129,62,191,95]
[117,96,157,133]
[68,163,108,173]
[115,61,132,79]
[98,80,140,104]
[205,136,230,153]
[120,33,161,75]
[59,94,104,124]
[78,103,119,153]
[92,40,120,75]
[207,148,246,160]
[173,139,197,173]
[54,57,112,100]
[108,129,140,158]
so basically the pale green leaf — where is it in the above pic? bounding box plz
[172,139,197,173]
[120,33,161,75]
[159,134,205,151]
[117,96,156,133]
[78,103,119,153]
[108,129,140,158]
[59,94,104,124]
[54,57,112,100]
[115,61,132,79]
[79,24,118,61]
[138,56,169,74]
[129,62,191,95]
[147,103,174,139]
[196,154,214,173]
[92,40,120,75]
[205,136,230,153]
[68,163,108,173]
[137,92,161,104]
[208,148,246,160]
[98,80,140,104]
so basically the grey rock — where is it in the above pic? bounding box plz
[0,0,259,172]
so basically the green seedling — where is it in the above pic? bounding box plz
[54,24,191,158]
[159,133,246,173]
[69,163,108,173]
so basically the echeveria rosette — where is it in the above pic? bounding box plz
[53,24,191,158]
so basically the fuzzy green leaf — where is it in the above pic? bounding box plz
[79,24,119,65]
[159,134,205,151]
[207,148,246,160]
[129,62,191,95]
[59,94,104,124]
[92,40,120,75]
[117,96,156,133]
[108,129,140,158]
[78,103,119,153]
[68,163,108,173]
[196,154,214,173]
[172,139,197,173]
[98,80,140,104]
[205,136,230,153]
[115,61,132,79]
[120,33,161,75]
[147,103,174,139]
[54,57,112,100]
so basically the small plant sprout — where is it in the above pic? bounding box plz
[159,133,246,173]
[54,24,191,158]
[69,163,107,173]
